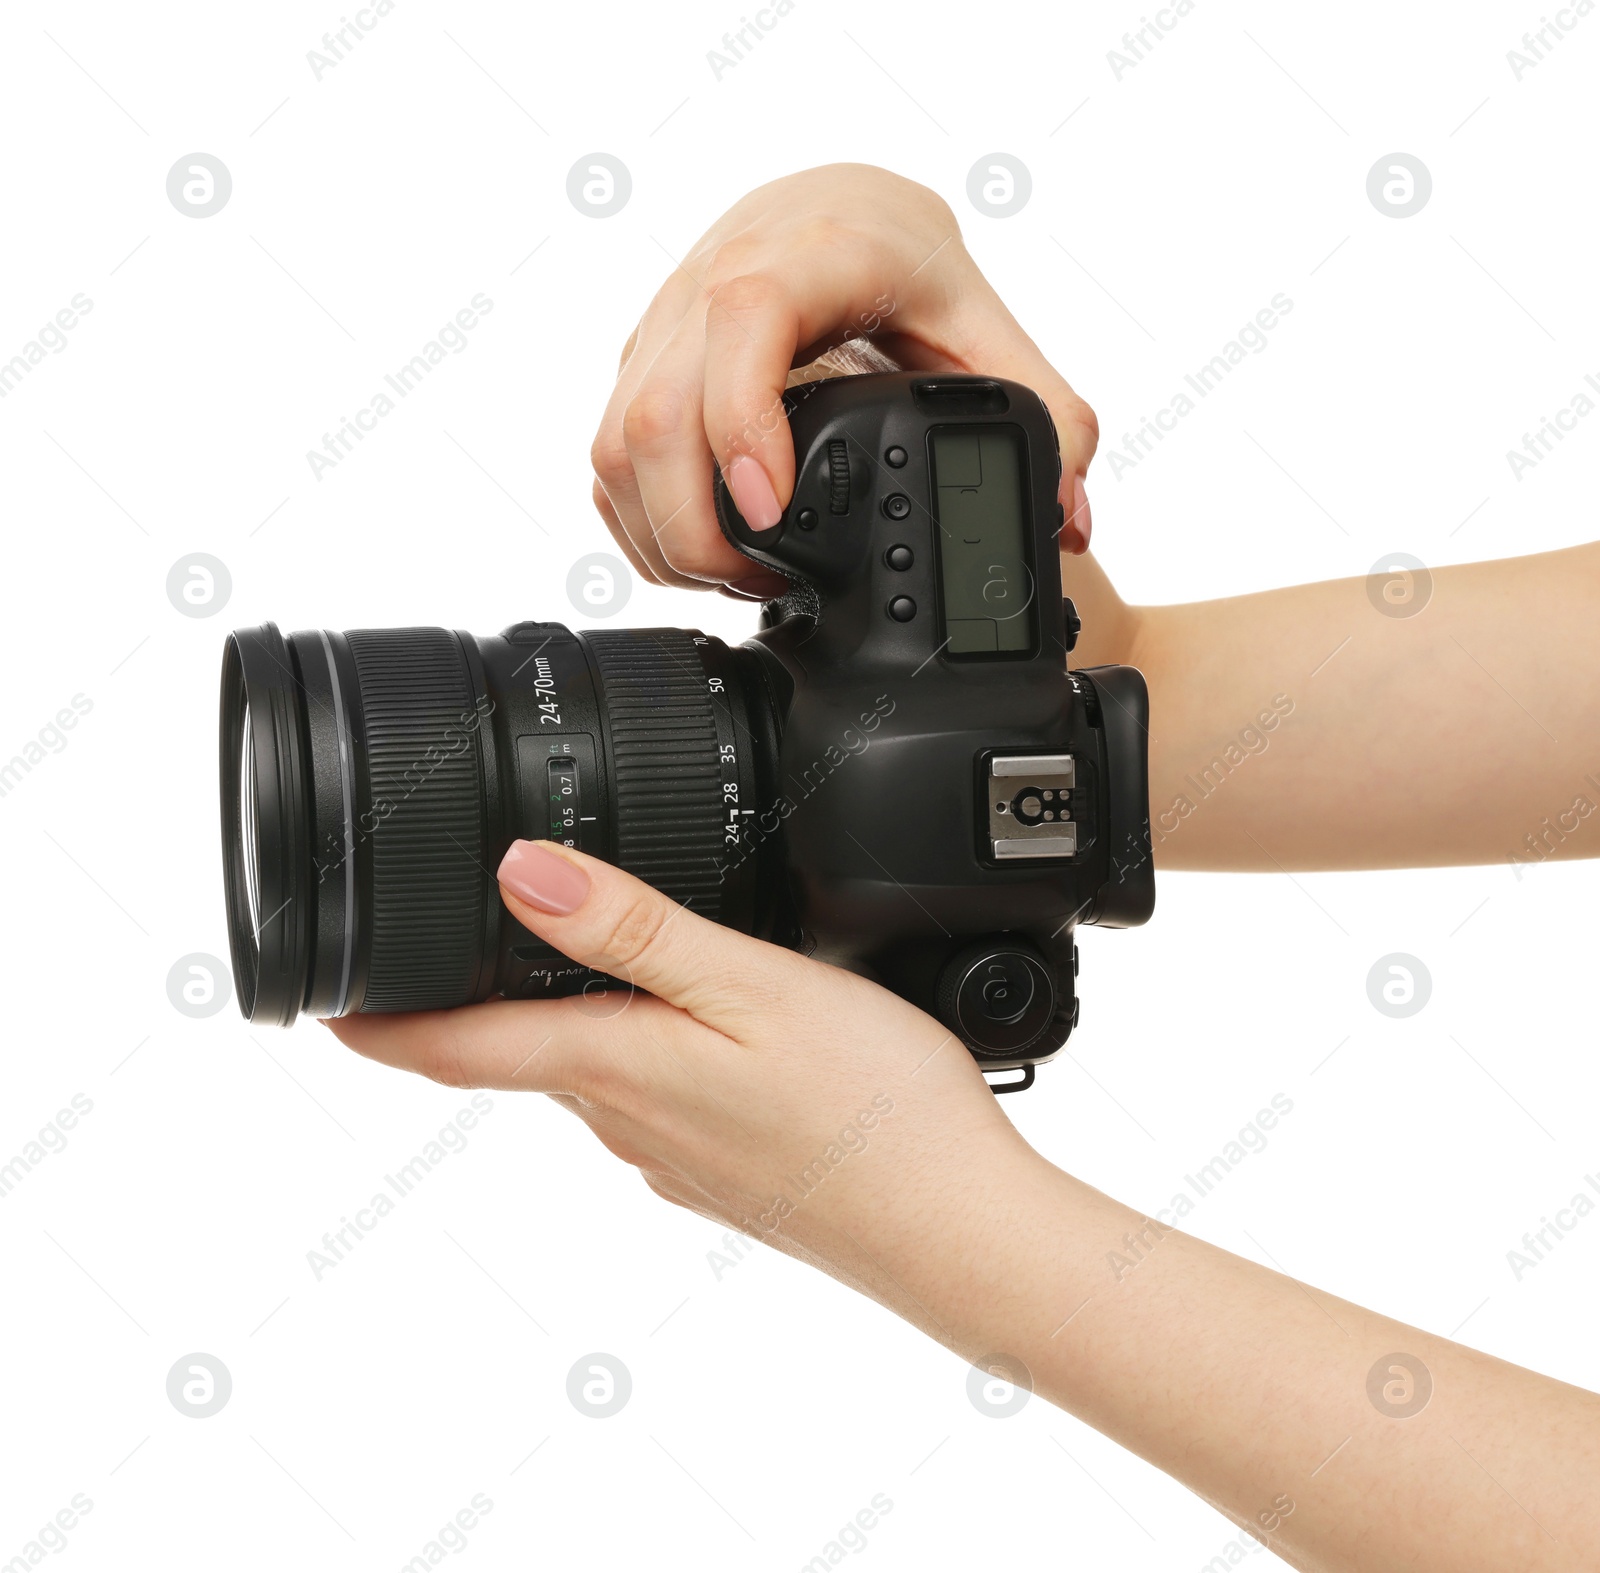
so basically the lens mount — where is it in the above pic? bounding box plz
[220,623,314,1025]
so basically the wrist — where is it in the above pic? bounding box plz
[864,1136,1115,1367]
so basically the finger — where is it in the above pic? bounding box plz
[494,838,808,1031]
[965,324,1100,479]
[325,988,689,1096]
[591,480,669,587]
[700,254,1099,559]
[620,312,749,585]
[701,253,898,521]
[1003,353,1097,553]
[827,229,1099,549]
[615,322,640,375]
[589,441,705,592]
[592,297,713,591]
[931,287,1099,550]
[1064,471,1093,557]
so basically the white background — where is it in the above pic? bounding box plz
[1,1,1596,1569]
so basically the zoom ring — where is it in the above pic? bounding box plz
[346,628,487,1011]
[586,629,728,918]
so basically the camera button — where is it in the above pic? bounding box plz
[505,621,563,644]
[887,596,917,623]
[975,958,1035,1024]
[885,544,914,571]
[1062,596,1081,653]
[882,493,912,520]
[796,507,818,530]
[884,445,908,468]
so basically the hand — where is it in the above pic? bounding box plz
[588,162,1099,600]
[327,842,1600,1573]
[327,839,1038,1311]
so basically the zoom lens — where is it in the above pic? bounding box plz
[220,621,782,1024]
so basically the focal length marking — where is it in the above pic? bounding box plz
[532,653,562,726]
[694,635,754,854]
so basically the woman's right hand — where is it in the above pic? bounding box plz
[589,162,1100,599]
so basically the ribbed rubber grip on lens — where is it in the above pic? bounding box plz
[346,628,486,1011]
[586,629,728,917]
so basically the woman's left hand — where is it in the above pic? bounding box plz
[327,839,1041,1317]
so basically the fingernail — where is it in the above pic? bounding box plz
[721,572,790,601]
[724,454,783,531]
[1068,473,1092,554]
[498,839,590,916]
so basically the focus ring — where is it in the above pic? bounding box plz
[586,629,727,917]
[347,628,487,1011]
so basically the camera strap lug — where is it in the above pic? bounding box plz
[982,1064,1036,1095]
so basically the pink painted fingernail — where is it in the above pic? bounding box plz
[724,454,782,531]
[1068,473,1092,554]
[498,839,590,915]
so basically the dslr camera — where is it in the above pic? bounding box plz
[220,372,1154,1090]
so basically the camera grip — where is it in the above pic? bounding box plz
[1077,665,1156,927]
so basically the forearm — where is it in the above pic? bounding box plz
[864,1149,1600,1572]
[1086,542,1600,870]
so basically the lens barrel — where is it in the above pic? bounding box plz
[220,621,780,1024]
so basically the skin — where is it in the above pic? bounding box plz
[1129,545,1600,871]
[332,166,1600,1569]
[587,162,1101,598]
[332,843,1600,1573]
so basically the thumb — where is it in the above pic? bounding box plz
[496,838,792,1030]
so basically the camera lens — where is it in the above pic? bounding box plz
[220,621,783,1024]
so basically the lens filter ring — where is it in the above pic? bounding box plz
[220,623,313,1024]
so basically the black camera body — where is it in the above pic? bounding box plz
[219,373,1153,1090]
[713,372,1154,1082]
